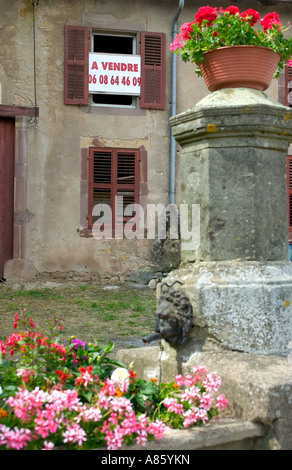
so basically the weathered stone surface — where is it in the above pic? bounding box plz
[117,345,292,449]
[123,418,266,450]
[170,88,292,264]
[162,261,292,355]
[181,349,292,450]
[165,88,292,355]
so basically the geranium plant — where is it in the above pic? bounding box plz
[170,5,292,77]
[0,309,228,450]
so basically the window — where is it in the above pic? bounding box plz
[92,32,136,107]
[88,148,140,236]
[64,25,166,109]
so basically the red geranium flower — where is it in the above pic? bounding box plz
[220,6,239,16]
[260,12,282,33]
[55,369,71,384]
[194,6,217,27]
[241,9,260,27]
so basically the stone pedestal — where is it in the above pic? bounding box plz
[166,88,292,355]
[117,88,292,449]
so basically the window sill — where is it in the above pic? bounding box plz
[81,105,146,116]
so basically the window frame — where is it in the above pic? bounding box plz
[64,25,166,110]
[88,147,141,237]
[90,31,139,108]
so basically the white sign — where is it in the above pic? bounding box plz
[89,53,141,95]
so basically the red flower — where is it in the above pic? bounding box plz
[55,369,70,384]
[241,9,260,26]
[220,6,239,16]
[74,365,94,387]
[129,370,137,379]
[260,12,282,33]
[194,6,217,27]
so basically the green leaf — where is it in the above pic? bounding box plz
[104,342,114,354]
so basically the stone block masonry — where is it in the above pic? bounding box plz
[166,88,292,356]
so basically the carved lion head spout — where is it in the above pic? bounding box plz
[143,281,194,346]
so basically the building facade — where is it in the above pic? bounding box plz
[1,0,292,283]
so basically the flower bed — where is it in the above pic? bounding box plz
[0,308,227,450]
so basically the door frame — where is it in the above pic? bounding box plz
[0,105,38,281]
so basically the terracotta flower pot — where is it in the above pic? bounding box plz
[199,45,281,92]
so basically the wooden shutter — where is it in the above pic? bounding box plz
[64,25,89,105]
[287,156,292,232]
[140,32,166,110]
[88,148,140,233]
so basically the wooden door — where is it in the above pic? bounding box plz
[0,118,15,279]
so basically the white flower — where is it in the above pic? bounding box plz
[111,367,129,382]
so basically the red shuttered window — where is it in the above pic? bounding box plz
[88,148,140,236]
[64,26,165,109]
[64,25,89,105]
[140,31,166,110]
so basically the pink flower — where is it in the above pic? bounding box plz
[138,413,149,430]
[183,408,200,428]
[216,394,228,410]
[199,392,214,410]
[196,408,209,424]
[63,422,87,447]
[183,407,209,428]
[120,410,139,435]
[34,406,59,438]
[0,340,7,356]
[260,12,282,33]
[179,22,192,40]
[101,378,117,396]
[191,365,208,384]
[194,6,217,27]
[202,372,221,392]
[184,374,194,387]
[181,386,200,404]
[170,33,184,52]
[109,412,119,426]
[163,397,184,415]
[136,429,148,446]
[76,406,102,423]
[42,441,55,450]
[0,425,32,450]
[110,396,133,414]
[147,420,165,439]
[175,374,184,386]
[105,426,125,450]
